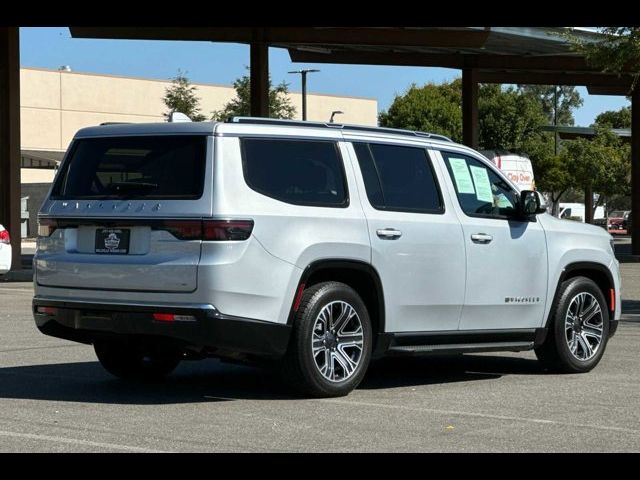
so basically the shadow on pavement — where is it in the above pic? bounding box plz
[359,354,544,390]
[622,300,640,315]
[0,353,546,403]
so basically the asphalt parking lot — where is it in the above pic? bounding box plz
[1,259,639,452]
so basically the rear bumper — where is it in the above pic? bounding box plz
[32,297,291,359]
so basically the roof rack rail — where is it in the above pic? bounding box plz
[228,117,453,143]
[99,122,132,126]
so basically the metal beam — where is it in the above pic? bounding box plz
[289,49,597,72]
[70,27,491,49]
[632,87,640,255]
[250,29,269,118]
[477,71,633,90]
[587,85,633,96]
[462,68,479,149]
[0,27,21,270]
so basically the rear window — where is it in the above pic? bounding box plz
[51,135,207,200]
[241,138,348,207]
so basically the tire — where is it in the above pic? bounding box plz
[535,276,610,373]
[94,339,182,381]
[281,281,373,398]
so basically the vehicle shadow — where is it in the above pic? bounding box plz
[359,354,544,390]
[622,300,640,316]
[0,354,545,404]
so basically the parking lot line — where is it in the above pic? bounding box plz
[318,398,640,436]
[0,429,168,453]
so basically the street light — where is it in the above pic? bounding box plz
[288,69,320,121]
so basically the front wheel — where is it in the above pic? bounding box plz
[535,276,610,373]
[281,282,373,398]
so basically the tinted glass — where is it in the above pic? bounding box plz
[442,151,518,218]
[242,138,347,207]
[52,136,206,200]
[352,143,384,208]
[354,142,442,213]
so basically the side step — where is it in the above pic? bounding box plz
[388,341,534,355]
[374,328,548,357]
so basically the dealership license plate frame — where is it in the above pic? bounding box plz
[95,228,131,255]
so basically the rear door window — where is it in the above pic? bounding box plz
[241,138,348,207]
[353,142,443,214]
[52,135,207,200]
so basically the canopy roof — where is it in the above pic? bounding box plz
[70,26,635,95]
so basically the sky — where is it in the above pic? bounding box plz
[19,27,630,126]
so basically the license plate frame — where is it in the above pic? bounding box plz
[95,228,130,255]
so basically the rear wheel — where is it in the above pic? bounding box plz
[281,282,372,397]
[535,276,609,373]
[94,339,182,381]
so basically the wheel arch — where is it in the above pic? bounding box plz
[546,261,615,327]
[288,259,386,338]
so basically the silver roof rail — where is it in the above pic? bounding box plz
[228,117,453,142]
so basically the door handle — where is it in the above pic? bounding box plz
[471,233,493,244]
[376,228,402,239]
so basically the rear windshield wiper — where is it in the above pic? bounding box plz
[106,182,159,193]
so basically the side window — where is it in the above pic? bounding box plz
[353,142,443,214]
[442,151,518,219]
[241,138,348,207]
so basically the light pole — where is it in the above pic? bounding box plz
[288,69,320,121]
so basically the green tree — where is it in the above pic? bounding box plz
[594,106,632,128]
[163,71,207,122]
[478,84,548,150]
[211,68,296,120]
[517,85,583,126]
[565,27,640,90]
[378,79,463,142]
[561,126,631,218]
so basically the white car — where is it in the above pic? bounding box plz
[33,118,621,397]
[0,224,11,274]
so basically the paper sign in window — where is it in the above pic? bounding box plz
[469,166,493,203]
[448,157,475,194]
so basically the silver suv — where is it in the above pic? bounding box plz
[33,118,621,397]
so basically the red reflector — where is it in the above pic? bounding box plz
[0,228,10,244]
[153,313,175,322]
[37,306,58,315]
[610,289,615,312]
[293,283,306,312]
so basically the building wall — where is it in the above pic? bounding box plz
[20,67,378,152]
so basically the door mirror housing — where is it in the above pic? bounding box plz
[519,190,546,217]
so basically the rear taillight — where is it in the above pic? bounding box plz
[38,218,58,237]
[0,229,9,244]
[158,220,203,241]
[154,219,253,241]
[202,220,253,241]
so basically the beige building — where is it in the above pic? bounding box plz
[17,67,378,237]
[20,66,377,175]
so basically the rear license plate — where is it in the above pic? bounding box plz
[95,228,130,254]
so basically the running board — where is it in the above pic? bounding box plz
[387,341,535,355]
[373,328,547,358]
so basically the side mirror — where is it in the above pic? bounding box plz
[519,190,546,217]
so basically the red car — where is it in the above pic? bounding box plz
[608,210,631,233]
